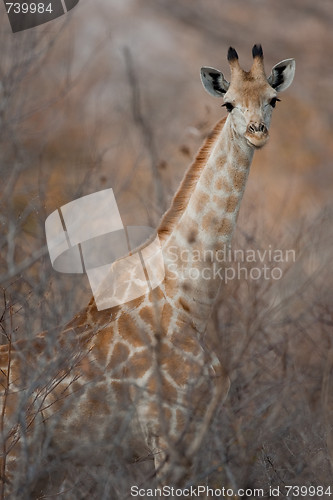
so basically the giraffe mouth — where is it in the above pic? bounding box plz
[245,135,269,149]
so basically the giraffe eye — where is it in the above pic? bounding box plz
[269,97,281,108]
[222,102,234,112]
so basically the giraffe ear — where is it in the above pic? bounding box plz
[267,58,296,92]
[200,67,230,97]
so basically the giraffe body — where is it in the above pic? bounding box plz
[0,45,295,491]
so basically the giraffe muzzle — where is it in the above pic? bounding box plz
[245,122,269,149]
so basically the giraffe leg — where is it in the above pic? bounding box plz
[151,435,193,488]
[151,436,168,483]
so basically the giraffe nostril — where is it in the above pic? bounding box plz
[259,123,267,133]
[248,122,267,135]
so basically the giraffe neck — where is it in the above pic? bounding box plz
[159,116,254,331]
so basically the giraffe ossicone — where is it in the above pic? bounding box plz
[0,44,295,493]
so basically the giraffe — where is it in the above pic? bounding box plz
[0,45,295,495]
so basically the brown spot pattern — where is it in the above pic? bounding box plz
[216,153,227,168]
[160,342,191,386]
[148,402,172,426]
[201,166,215,187]
[118,313,144,347]
[219,217,233,235]
[216,175,232,192]
[187,229,197,244]
[194,192,209,214]
[171,332,201,356]
[225,194,239,212]
[139,306,157,330]
[79,355,103,380]
[161,302,174,334]
[107,342,130,369]
[215,177,224,191]
[164,277,177,297]
[230,168,247,191]
[129,350,152,378]
[147,374,177,403]
[93,327,114,364]
[202,210,218,229]
[213,194,238,213]
[177,297,190,313]
[148,287,164,304]
[111,381,131,405]
[85,387,110,415]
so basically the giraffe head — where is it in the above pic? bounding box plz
[201,44,295,149]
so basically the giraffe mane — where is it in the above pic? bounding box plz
[75,116,227,317]
[157,117,226,242]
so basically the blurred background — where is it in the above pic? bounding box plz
[0,0,332,497]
